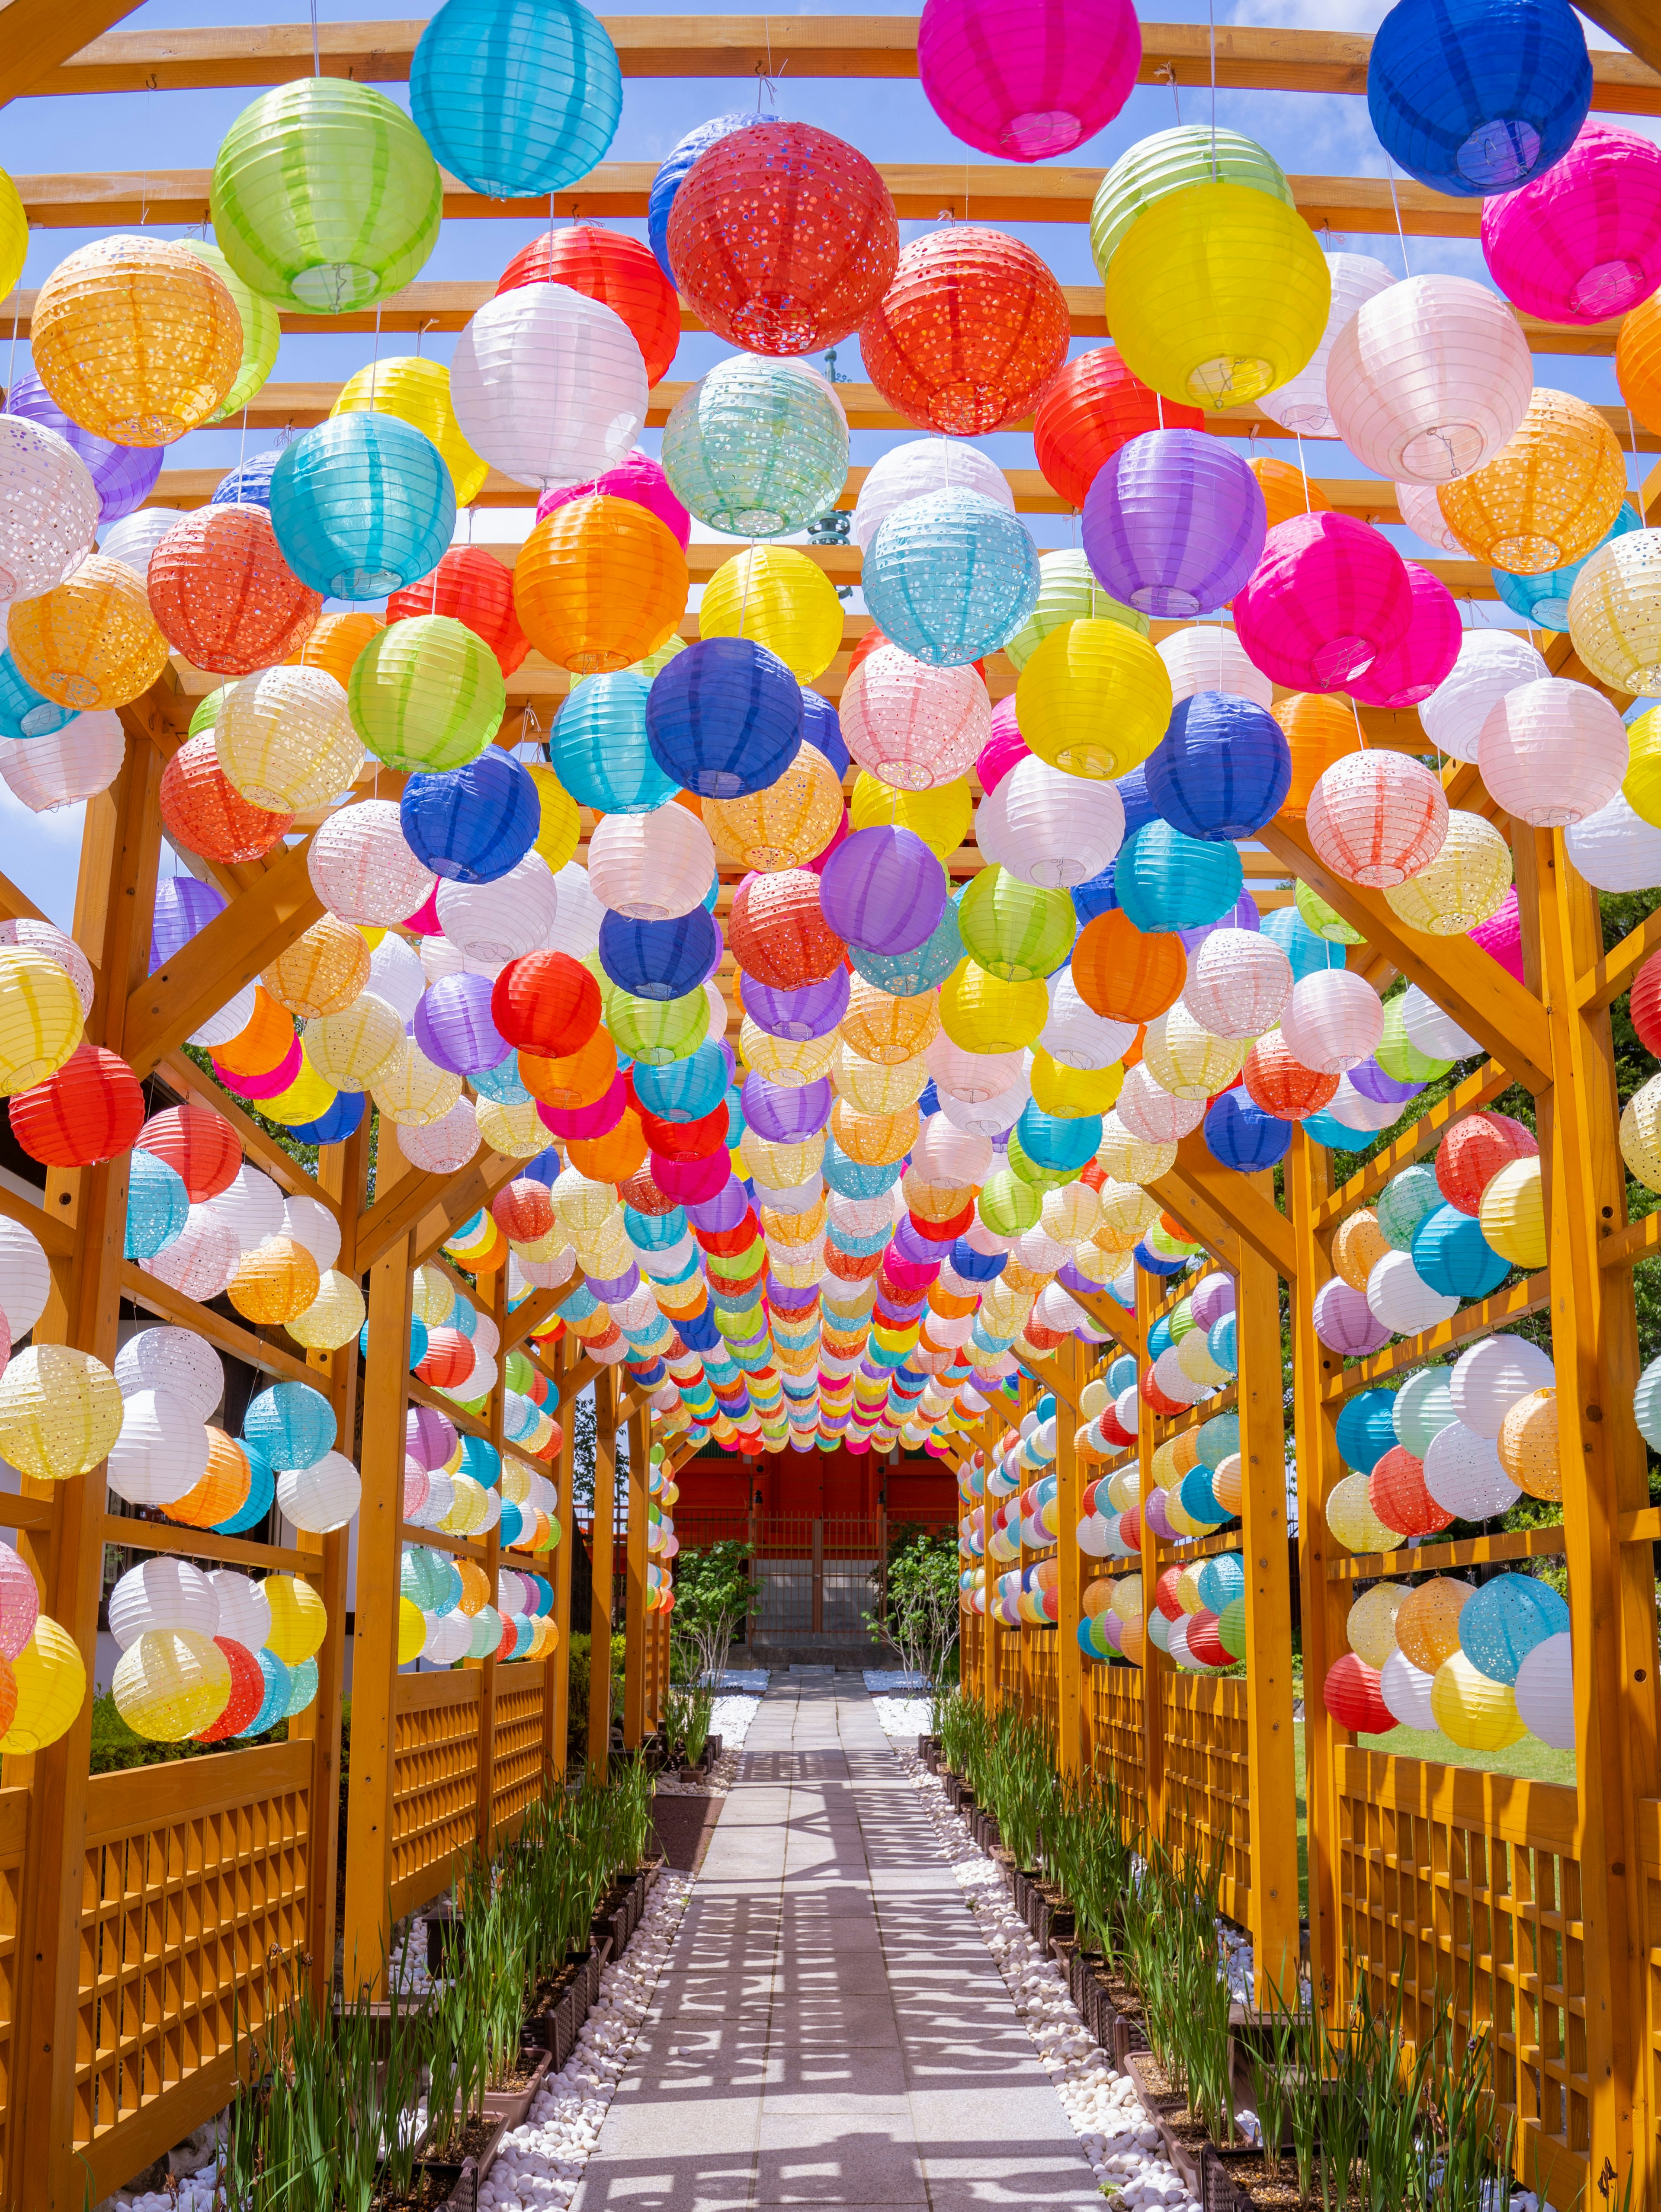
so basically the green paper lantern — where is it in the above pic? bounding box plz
[1090,124,1293,279]
[1002,549,1148,672]
[1376,1161,1443,1251]
[349,615,506,772]
[1393,1367,1457,1459]
[662,356,848,539]
[1375,995,1453,1084]
[188,689,229,739]
[187,240,281,424]
[211,79,443,314]
[1294,880,1365,946]
[607,982,710,1066]
[978,1167,1041,1238]
[1217,1593,1247,1661]
[1167,1295,1197,1341]
[958,866,1075,983]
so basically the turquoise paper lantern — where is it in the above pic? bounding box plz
[0,648,74,742]
[411,0,622,199]
[125,1149,189,1259]
[1195,1411,1239,1469]
[1180,1466,1222,1522]
[1412,1202,1510,1300]
[1114,819,1243,932]
[549,668,675,813]
[1335,1387,1397,1475]
[1260,903,1346,981]
[1196,1552,1245,1613]
[1494,500,1641,631]
[285,1655,320,1717]
[1457,1571,1568,1684]
[237,1649,293,1736]
[243,1381,337,1471]
[662,356,848,538]
[217,1438,276,1535]
[863,488,1041,666]
[269,414,456,598]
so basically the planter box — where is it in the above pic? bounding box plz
[917,1734,940,1770]
[481,2047,552,2134]
[1199,2142,1261,2212]
[414,2117,506,2209]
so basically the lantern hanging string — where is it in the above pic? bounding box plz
[1629,407,1648,525]
[309,0,320,76]
[1385,154,1411,278]
[1295,430,1312,514]
[1208,0,1218,182]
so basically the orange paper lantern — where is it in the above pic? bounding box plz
[214,987,294,1077]
[513,495,687,675]
[1273,695,1363,817]
[166,1428,253,1529]
[519,1028,617,1111]
[859,226,1070,435]
[228,1235,321,1325]
[160,733,294,865]
[285,608,383,689]
[145,506,322,676]
[8,554,169,711]
[1072,909,1186,1023]
[568,1108,648,1184]
[1245,457,1331,533]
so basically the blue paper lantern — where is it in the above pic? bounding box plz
[1261,904,1346,981]
[285,1655,319,1718]
[1196,1412,1239,1468]
[949,1238,1007,1283]
[1412,1203,1510,1300]
[648,113,764,280]
[411,0,622,199]
[849,896,964,999]
[237,1648,293,1736]
[125,1149,189,1259]
[802,688,849,778]
[522,1147,561,1186]
[244,1382,337,1472]
[821,1136,904,1198]
[402,752,539,884]
[1457,1572,1568,1684]
[1367,0,1591,196]
[473,1054,532,1104]
[1302,1110,1374,1152]
[459,1434,500,1487]
[0,649,73,742]
[1335,1387,1398,1476]
[1148,1315,1173,1359]
[633,1040,731,1122]
[599,905,721,1001]
[1114,819,1244,933]
[646,638,803,798]
[863,489,1041,666]
[290,1090,366,1145]
[150,876,227,972]
[1205,1089,1291,1172]
[1135,1241,1185,1277]
[1208,1313,1238,1373]
[1014,1103,1100,1174]
[1494,501,1641,631]
[211,448,284,512]
[1145,692,1292,841]
[550,668,674,814]
[217,1437,277,1535]
[270,414,456,598]
[1107,1354,1137,1393]
[360,1314,429,1366]
[1196,1553,1246,1612]
[1082,429,1267,616]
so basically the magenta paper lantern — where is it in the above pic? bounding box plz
[978,696,1029,795]
[1234,513,1414,692]
[536,449,692,549]
[215,1035,302,1100]
[916,0,1141,161]
[1347,560,1462,710]
[818,826,948,955]
[413,973,509,1075]
[1470,885,1525,982]
[1082,429,1267,618]
[1481,120,1661,324]
[541,1073,628,1140]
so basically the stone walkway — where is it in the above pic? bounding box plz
[572,1676,1104,2211]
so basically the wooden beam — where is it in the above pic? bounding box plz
[1578,903,1661,1015]
[121,1258,320,1385]
[1576,1,1661,79]
[587,1366,618,1785]
[1166,1135,1296,1280]
[1326,1521,1568,1583]
[101,1513,310,1574]
[0,0,143,105]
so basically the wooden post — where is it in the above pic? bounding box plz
[475,1261,508,1847]
[1135,1267,1166,1848]
[550,1336,577,1784]
[623,1402,649,1748]
[587,1367,617,1784]
[1055,1337,1084,1779]
[811,1517,824,1636]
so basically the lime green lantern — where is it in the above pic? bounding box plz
[348,615,506,773]
[210,80,443,314]
[978,1167,1041,1238]
[186,240,281,423]
[958,867,1075,983]
[188,689,229,739]
[1293,879,1365,946]
[1003,550,1148,672]
[607,983,710,1066]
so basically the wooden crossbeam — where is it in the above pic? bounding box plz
[22,16,1661,108]
[1167,1136,1296,1280]
[0,0,143,105]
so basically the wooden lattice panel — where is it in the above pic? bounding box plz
[0,1786,26,2203]
[997,1626,1020,1704]
[1336,1749,1588,2212]
[1163,1674,1252,1923]
[391,1670,483,1919]
[1030,1636,1060,1742]
[74,1747,311,2195]
[490,1661,547,1835]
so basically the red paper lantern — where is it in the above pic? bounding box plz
[491,951,602,1059]
[1118,1504,1142,1549]
[619,1166,675,1215]
[666,120,899,355]
[135,1099,240,1202]
[160,733,293,865]
[1435,1110,1539,1216]
[859,226,1070,435]
[1632,948,1661,1056]
[1243,1034,1340,1122]
[1097,1408,1133,1449]
[385,547,529,678]
[1024,1321,1069,1351]
[728,870,847,990]
[497,225,681,387]
[1140,1365,1186,1417]
[146,507,323,677]
[824,1242,883,1282]
[191,1637,266,1742]
[1153,1565,1185,1620]
[640,1101,730,1161]
[1034,348,1206,508]
[491,1178,556,1244]
[418,1327,477,1390]
[1368,1444,1454,1538]
[909,1203,974,1242]
[1322,1653,1393,1736]
[1187,1608,1230,1668]
[9,1043,144,1167]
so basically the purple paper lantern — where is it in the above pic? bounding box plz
[687,1177,750,1234]
[1348,1058,1423,1106]
[1470,886,1525,983]
[740,969,849,1040]
[150,875,227,972]
[1191,1274,1235,1331]
[742,1072,833,1143]
[917,0,1141,160]
[407,1403,457,1469]
[1145,1488,1175,1542]
[1312,1279,1392,1357]
[537,449,691,549]
[7,370,164,522]
[818,826,947,955]
[414,972,510,1075]
[1082,430,1267,618]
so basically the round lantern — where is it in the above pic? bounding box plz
[1569,785,1661,889]
[958,868,1074,985]
[1398,479,1467,555]
[402,751,539,884]
[10,1043,143,1166]
[1413,1204,1509,1301]
[112,1560,217,1648]
[1159,628,1273,716]
[1114,820,1243,934]
[1367,0,1591,197]
[215,665,362,815]
[1513,1632,1574,1748]
[210,78,442,311]
[1439,1112,1538,1220]
[819,828,946,957]
[0,419,99,613]
[1476,676,1628,829]
[1103,183,1331,412]
[0,714,125,812]
[1278,970,1382,1076]
[385,547,528,680]
[1204,1088,1290,1170]
[699,546,843,685]
[705,744,843,874]
[515,496,686,675]
[0,1616,83,1753]
[330,355,487,511]
[729,871,847,992]
[1003,552,1148,676]
[492,951,602,1058]
[981,755,1126,891]
[1259,251,1399,436]
[1346,561,1461,712]
[1072,909,1186,1024]
[450,283,647,490]
[1383,810,1512,936]
[859,227,1069,436]
[1090,126,1292,272]
[1306,752,1448,890]
[851,439,1013,558]
[32,235,240,444]
[501,230,678,394]
[842,648,990,793]
[1082,431,1266,618]
[1323,1652,1393,1735]
[264,1575,327,1667]
[1181,927,1291,1041]
[1424,1420,1520,1519]
[347,615,505,775]
[145,506,321,677]
[1326,276,1534,483]
[1478,1156,1547,1268]
[0,1344,122,1482]
[276,1448,361,1535]
[1432,1650,1526,1752]
[663,357,847,538]
[269,415,455,600]
[938,960,1049,1056]
[1314,1278,1391,1356]
[588,806,715,922]
[1420,630,1551,765]
[8,554,168,711]
[0,948,84,1094]
[1145,692,1289,842]
[435,849,561,964]
[917,0,1137,158]
[1440,388,1624,579]
[1015,617,1171,782]
[646,638,802,800]
[182,237,280,425]
[410,0,621,197]
[289,1271,367,1352]
[1234,515,1414,693]
[864,490,1039,668]
[1242,1031,1337,1121]
[1568,528,1661,695]
[114,1628,230,1742]
[307,798,436,928]
[11,371,164,531]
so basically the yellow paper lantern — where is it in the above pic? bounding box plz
[830,1098,919,1165]
[937,959,1050,1055]
[699,546,843,683]
[526,763,582,874]
[1,1614,85,1752]
[455,1561,491,1615]
[1097,1115,1176,1185]
[741,1129,825,1188]
[1568,529,1661,695]
[1175,1328,1226,1390]
[289,1269,369,1352]
[0,1345,122,1481]
[333,355,488,506]
[1094,1179,1159,1252]
[0,170,25,302]
[398,1594,426,1664]
[839,976,941,1066]
[1103,182,1331,411]
[229,1235,323,1325]
[1431,1650,1527,1750]
[261,1062,340,1130]
[849,771,972,861]
[31,235,241,444]
[1437,388,1626,575]
[1015,617,1173,782]
[1382,811,1513,936]
[1346,1581,1406,1668]
[373,1044,464,1127]
[705,744,845,873]
[411,1264,454,1326]
[8,554,170,711]
[1028,1050,1121,1118]
[304,994,406,1092]
[1497,1386,1559,1501]
[445,1473,490,1535]
[832,1042,929,1116]
[1622,1072,1661,1191]
[113,1627,231,1742]
[0,947,85,1095]
[477,1095,549,1158]
[737,1017,838,1088]
[1152,1432,1199,1488]
[1142,1005,1250,1101]
[262,915,372,1020]
[1323,1470,1405,1556]
[1478,1155,1546,1269]
[1164,1490,1205,1537]
[217,666,364,811]
[265,1575,327,1665]
[1395,1577,1472,1673]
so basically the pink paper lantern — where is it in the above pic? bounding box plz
[1234,514,1414,693]
[1481,120,1661,326]
[536,449,692,548]
[1313,1278,1391,1357]
[978,695,1029,796]
[1305,751,1449,889]
[1346,560,1462,711]
[1469,886,1525,983]
[917,0,1141,162]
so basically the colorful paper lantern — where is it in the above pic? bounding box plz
[1567,528,1661,695]
[1477,675,1628,829]
[1440,388,1625,575]
[269,415,455,599]
[699,546,843,684]
[1015,616,1171,782]
[863,490,1039,667]
[1366,0,1591,197]
[330,354,487,509]
[859,226,1069,435]
[1235,514,1414,692]
[347,614,505,774]
[1326,275,1533,483]
[410,0,622,198]
[1345,560,1461,712]
[7,554,169,711]
[31,235,240,444]
[401,750,539,884]
[663,356,848,538]
[500,227,679,388]
[0,417,99,611]
[1306,751,1448,890]
[842,646,990,793]
[916,0,1138,159]
[1083,431,1266,617]
[144,506,321,677]
[1257,251,1399,436]
[515,496,686,675]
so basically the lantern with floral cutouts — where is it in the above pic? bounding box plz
[1476,676,1628,828]
[859,227,1069,437]
[0,418,99,613]
[1438,388,1625,575]
[215,665,362,813]
[8,554,169,711]
[32,236,241,445]
[1305,752,1448,889]
[1384,810,1512,934]
[1568,528,1661,695]
[146,506,321,677]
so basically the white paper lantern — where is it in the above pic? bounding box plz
[1181,927,1291,1041]
[423,1607,473,1662]
[1400,983,1477,1062]
[281,1194,343,1274]
[1153,1344,1208,1406]
[212,1164,285,1254]
[0,416,99,608]
[418,934,465,987]
[1380,1645,1437,1731]
[1449,1332,1555,1436]
[0,919,94,1015]
[0,1216,52,1337]
[308,797,436,926]
[911,1114,993,1186]
[850,437,1014,552]
[981,755,1124,890]
[114,1326,223,1418]
[1476,677,1628,829]
[1565,789,1661,893]
[541,859,604,961]
[105,1386,211,1507]
[1116,1062,1206,1146]
[1324,275,1533,484]
[276,1448,361,1533]
[1042,970,1136,1071]
[217,666,363,813]
[1279,970,1382,1075]
[1326,1075,1403,1134]
[1419,629,1550,765]
[1366,1248,1459,1335]
[366,932,426,1023]
[189,982,259,1050]
[1423,1419,1521,1518]
[206,1568,271,1652]
[449,283,648,491]
[1259,250,1397,436]
[841,646,990,794]
[437,851,560,964]
[1513,1630,1574,1749]
[587,805,715,922]
[99,506,184,577]
[1156,624,1273,709]
[1568,526,1661,695]
[940,1078,1027,1139]
[1394,480,1466,557]
[0,714,125,811]
[141,1204,241,1302]
[394,1096,481,1175]
[1306,751,1448,888]
[109,1556,219,1648]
